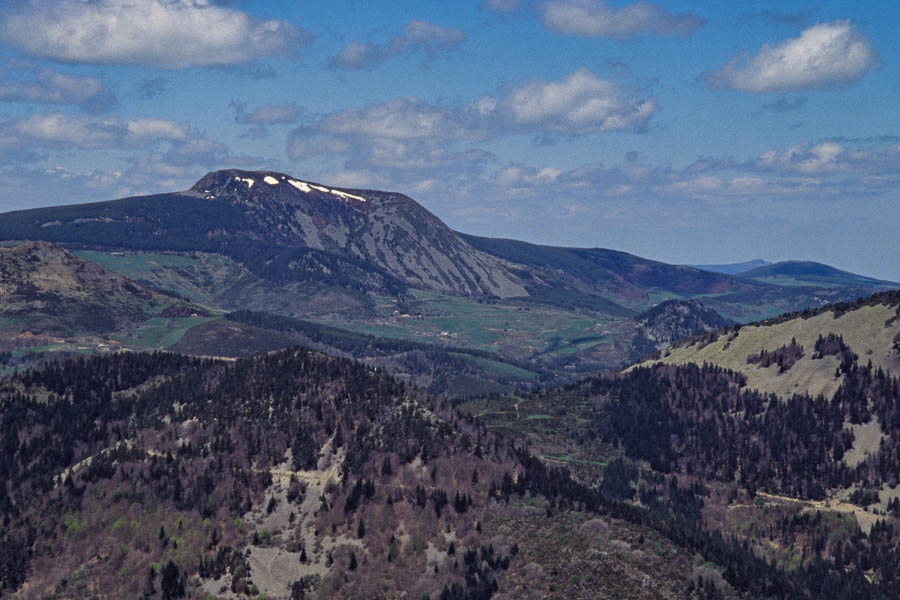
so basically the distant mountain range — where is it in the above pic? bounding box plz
[688,258,772,274]
[739,260,900,289]
[0,168,895,383]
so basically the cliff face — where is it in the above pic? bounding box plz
[190,170,528,298]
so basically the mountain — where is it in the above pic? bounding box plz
[0,347,812,599]
[463,289,900,598]
[687,259,771,275]
[640,289,900,400]
[0,241,193,335]
[0,168,843,315]
[0,169,895,381]
[737,260,900,289]
[627,299,733,363]
[0,169,527,299]
[460,234,765,304]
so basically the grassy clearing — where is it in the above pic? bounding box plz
[448,353,539,380]
[73,250,247,303]
[317,288,627,368]
[642,303,900,399]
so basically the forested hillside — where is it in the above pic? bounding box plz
[4,345,895,598]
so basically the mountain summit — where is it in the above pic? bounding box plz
[0,169,890,326]
[185,169,528,297]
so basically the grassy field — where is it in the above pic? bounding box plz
[73,250,246,304]
[314,288,627,368]
[110,316,220,349]
[640,302,900,399]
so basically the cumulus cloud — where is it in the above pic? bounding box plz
[2,112,224,167]
[503,68,656,134]
[286,68,654,192]
[9,113,126,148]
[0,0,305,69]
[754,141,847,174]
[541,0,705,38]
[705,21,876,93]
[316,98,489,141]
[331,42,385,71]
[0,68,115,113]
[126,118,189,142]
[331,20,465,70]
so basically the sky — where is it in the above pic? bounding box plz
[0,1,898,279]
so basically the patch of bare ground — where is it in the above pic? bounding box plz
[844,417,883,468]
[199,437,367,599]
[483,500,709,599]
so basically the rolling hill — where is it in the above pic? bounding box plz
[737,260,900,289]
[0,241,196,335]
[639,290,900,399]
[687,259,771,275]
[461,288,900,598]
[0,346,817,599]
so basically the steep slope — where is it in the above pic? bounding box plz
[640,290,900,400]
[0,241,191,334]
[738,260,900,289]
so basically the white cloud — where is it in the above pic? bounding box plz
[126,118,189,142]
[705,21,876,92]
[331,20,465,70]
[481,0,521,14]
[317,98,487,141]
[0,0,304,69]
[0,68,115,113]
[390,20,466,55]
[11,113,125,148]
[541,0,705,38]
[496,166,562,187]
[3,113,230,170]
[331,42,385,70]
[232,101,304,126]
[753,141,846,174]
[504,68,655,133]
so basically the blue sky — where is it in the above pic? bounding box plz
[0,1,898,278]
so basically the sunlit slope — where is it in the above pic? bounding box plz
[639,295,900,399]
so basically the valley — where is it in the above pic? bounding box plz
[1,171,900,599]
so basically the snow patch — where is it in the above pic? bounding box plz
[286,177,366,202]
[288,179,312,193]
[234,177,254,188]
[331,189,366,202]
[263,176,280,185]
